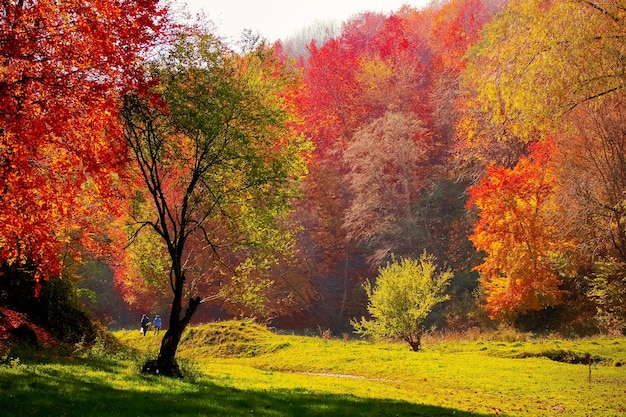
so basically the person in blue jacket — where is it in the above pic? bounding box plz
[153,314,162,335]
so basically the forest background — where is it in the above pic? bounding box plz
[1,0,625,346]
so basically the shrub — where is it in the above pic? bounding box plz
[352,253,452,351]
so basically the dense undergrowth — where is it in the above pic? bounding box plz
[2,321,625,417]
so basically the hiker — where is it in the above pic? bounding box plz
[140,314,150,336]
[153,314,162,335]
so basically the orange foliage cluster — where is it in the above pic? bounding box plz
[0,0,167,282]
[467,141,574,318]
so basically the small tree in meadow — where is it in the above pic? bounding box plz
[353,253,452,351]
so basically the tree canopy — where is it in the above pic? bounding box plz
[118,32,312,375]
[0,0,167,283]
[4,0,626,342]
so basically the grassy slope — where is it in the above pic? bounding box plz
[1,321,625,417]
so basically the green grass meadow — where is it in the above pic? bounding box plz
[1,321,625,416]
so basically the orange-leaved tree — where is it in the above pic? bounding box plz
[467,140,575,319]
[0,0,168,287]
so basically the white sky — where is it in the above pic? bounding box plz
[176,1,432,43]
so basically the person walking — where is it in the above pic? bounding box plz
[153,314,162,335]
[140,314,150,336]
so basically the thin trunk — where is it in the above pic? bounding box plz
[336,240,350,332]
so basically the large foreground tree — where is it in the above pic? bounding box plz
[119,33,311,376]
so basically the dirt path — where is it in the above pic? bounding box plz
[289,371,402,383]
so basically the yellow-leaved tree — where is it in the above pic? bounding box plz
[352,253,452,351]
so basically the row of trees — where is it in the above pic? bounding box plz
[2,0,626,372]
[270,0,626,335]
[1,1,311,375]
[276,0,499,332]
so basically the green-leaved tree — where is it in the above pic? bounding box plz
[353,253,452,351]
[119,32,312,376]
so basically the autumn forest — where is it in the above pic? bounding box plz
[2,0,626,369]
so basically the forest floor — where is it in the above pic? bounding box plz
[1,320,625,416]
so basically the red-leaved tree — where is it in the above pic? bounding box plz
[0,0,168,286]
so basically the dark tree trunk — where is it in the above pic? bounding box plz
[408,339,421,352]
[142,272,201,377]
[142,329,183,377]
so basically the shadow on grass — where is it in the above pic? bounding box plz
[0,360,500,417]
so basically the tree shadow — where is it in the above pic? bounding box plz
[0,361,503,417]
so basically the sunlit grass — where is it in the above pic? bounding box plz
[2,321,625,416]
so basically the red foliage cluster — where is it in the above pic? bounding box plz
[0,0,169,281]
